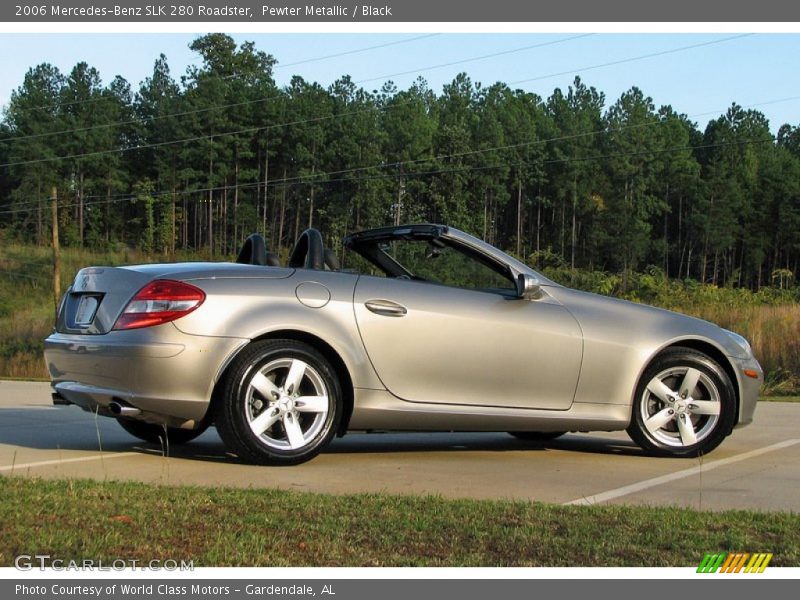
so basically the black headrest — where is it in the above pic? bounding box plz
[236,234,268,266]
[288,229,325,270]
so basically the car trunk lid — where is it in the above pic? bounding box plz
[56,263,293,334]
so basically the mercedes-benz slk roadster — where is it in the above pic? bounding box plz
[44,224,762,465]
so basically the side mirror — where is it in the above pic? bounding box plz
[516,273,542,300]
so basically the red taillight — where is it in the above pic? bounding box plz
[113,280,205,330]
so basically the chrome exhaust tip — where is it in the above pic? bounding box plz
[108,400,141,417]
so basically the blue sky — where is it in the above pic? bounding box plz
[1,33,798,131]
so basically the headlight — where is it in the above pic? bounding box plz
[723,329,753,357]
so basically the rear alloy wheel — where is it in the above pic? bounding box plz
[116,418,208,445]
[216,339,342,465]
[508,431,566,441]
[627,348,736,457]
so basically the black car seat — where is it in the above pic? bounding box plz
[323,247,340,271]
[288,229,325,270]
[236,233,281,267]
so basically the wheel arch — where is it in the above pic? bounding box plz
[637,338,741,428]
[209,329,355,437]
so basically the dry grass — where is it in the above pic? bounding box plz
[687,304,800,395]
[0,302,52,378]
[0,244,172,379]
[0,352,48,379]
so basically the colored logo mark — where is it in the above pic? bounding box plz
[697,552,773,573]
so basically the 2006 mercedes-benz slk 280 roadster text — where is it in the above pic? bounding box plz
[44,224,762,465]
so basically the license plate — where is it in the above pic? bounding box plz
[74,295,100,326]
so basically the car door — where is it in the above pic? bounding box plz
[353,275,583,410]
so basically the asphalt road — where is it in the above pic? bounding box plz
[1,380,798,512]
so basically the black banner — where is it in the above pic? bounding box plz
[3,0,800,22]
[5,579,798,600]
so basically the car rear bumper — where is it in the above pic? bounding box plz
[44,324,248,424]
[733,355,763,428]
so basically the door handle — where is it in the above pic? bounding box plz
[364,299,407,317]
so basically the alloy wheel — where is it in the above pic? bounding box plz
[244,358,330,451]
[641,366,721,447]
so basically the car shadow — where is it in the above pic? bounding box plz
[0,405,643,464]
[322,431,643,457]
[126,432,645,465]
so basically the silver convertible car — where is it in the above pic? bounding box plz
[44,224,762,465]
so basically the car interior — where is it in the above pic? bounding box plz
[236,229,340,271]
[234,228,514,294]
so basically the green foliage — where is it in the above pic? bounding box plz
[0,35,798,295]
[542,264,800,308]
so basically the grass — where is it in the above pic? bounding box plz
[0,476,797,567]
[760,396,800,403]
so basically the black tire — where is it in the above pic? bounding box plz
[508,431,566,441]
[215,339,343,465]
[627,348,736,457]
[116,418,208,445]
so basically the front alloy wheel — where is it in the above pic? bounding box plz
[627,348,736,457]
[216,339,342,465]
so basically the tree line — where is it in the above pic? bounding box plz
[1,33,799,290]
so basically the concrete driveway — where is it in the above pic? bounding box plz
[1,380,798,512]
